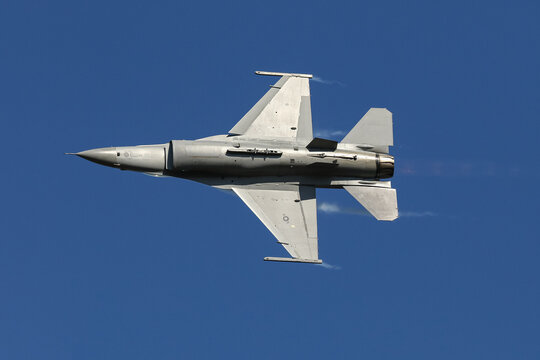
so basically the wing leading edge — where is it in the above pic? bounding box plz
[232,185,320,262]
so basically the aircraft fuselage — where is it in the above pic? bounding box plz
[75,135,394,186]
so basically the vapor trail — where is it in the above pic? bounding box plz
[317,262,342,270]
[318,202,436,218]
[397,159,519,178]
[312,76,346,87]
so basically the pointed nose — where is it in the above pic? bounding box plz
[75,147,118,167]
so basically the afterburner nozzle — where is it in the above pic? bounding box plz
[377,154,394,179]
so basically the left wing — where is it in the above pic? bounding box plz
[232,185,321,263]
[229,71,313,144]
[344,184,398,221]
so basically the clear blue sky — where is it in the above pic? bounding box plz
[1,1,539,359]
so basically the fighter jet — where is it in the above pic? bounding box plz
[69,71,397,264]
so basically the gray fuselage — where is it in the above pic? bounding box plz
[77,135,394,188]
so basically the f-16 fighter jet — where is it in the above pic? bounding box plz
[69,71,397,264]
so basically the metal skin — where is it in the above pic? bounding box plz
[74,138,393,185]
[70,71,397,264]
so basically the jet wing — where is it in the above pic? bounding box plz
[232,185,320,262]
[229,71,313,144]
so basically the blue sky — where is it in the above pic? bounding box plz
[1,1,539,359]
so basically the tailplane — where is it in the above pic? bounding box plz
[341,108,398,220]
[340,108,393,153]
[344,184,398,221]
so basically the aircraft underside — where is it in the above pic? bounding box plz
[70,71,398,264]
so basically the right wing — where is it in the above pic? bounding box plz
[232,185,320,262]
[229,71,313,144]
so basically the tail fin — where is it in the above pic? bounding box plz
[341,108,393,153]
[344,184,398,221]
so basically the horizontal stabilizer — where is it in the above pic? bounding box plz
[341,108,393,151]
[344,185,398,221]
[264,257,323,264]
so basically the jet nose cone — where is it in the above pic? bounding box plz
[75,147,118,167]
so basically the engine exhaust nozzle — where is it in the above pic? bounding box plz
[377,154,394,179]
